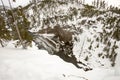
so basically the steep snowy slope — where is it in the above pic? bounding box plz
[0,47,117,80]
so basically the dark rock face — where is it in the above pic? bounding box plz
[34,25,92,71]
[53,25,73,44]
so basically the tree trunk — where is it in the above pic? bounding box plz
[0,39,4,47]
[8,0,26,49]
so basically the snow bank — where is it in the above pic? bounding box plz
[0,47,119,80]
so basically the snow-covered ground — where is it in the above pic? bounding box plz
[0,0,120,80]
[0,42,120,80]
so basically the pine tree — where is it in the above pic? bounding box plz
[16,7,33,45]
[8,0,28,49]
[0,0,12,47]
[96,0,99,8]
[0,15,11,47]
[9,6,33,48]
